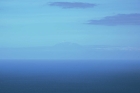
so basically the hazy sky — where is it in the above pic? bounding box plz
[0,0,140,47]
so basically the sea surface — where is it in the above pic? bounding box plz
[0,60,140,93]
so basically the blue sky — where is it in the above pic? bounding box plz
[0,0,140,60]
[0,0,140,47]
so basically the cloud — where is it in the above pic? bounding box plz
[94,47,140,51]
[48,2,96,9]
[87,13,140,26]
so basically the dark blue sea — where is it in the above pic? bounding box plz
[0,60,140,93]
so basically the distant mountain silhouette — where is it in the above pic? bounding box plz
[0,43,140,60]
[54,42,81,47]
[51,42,83,50]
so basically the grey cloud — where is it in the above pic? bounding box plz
[48,2,96,9]
[87,13,140,26]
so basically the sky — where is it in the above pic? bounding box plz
[0,0,140,60]
[0,0,140,47]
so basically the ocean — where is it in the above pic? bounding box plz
[0,60,140,93]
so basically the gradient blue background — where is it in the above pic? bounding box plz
[0,1,140,93]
